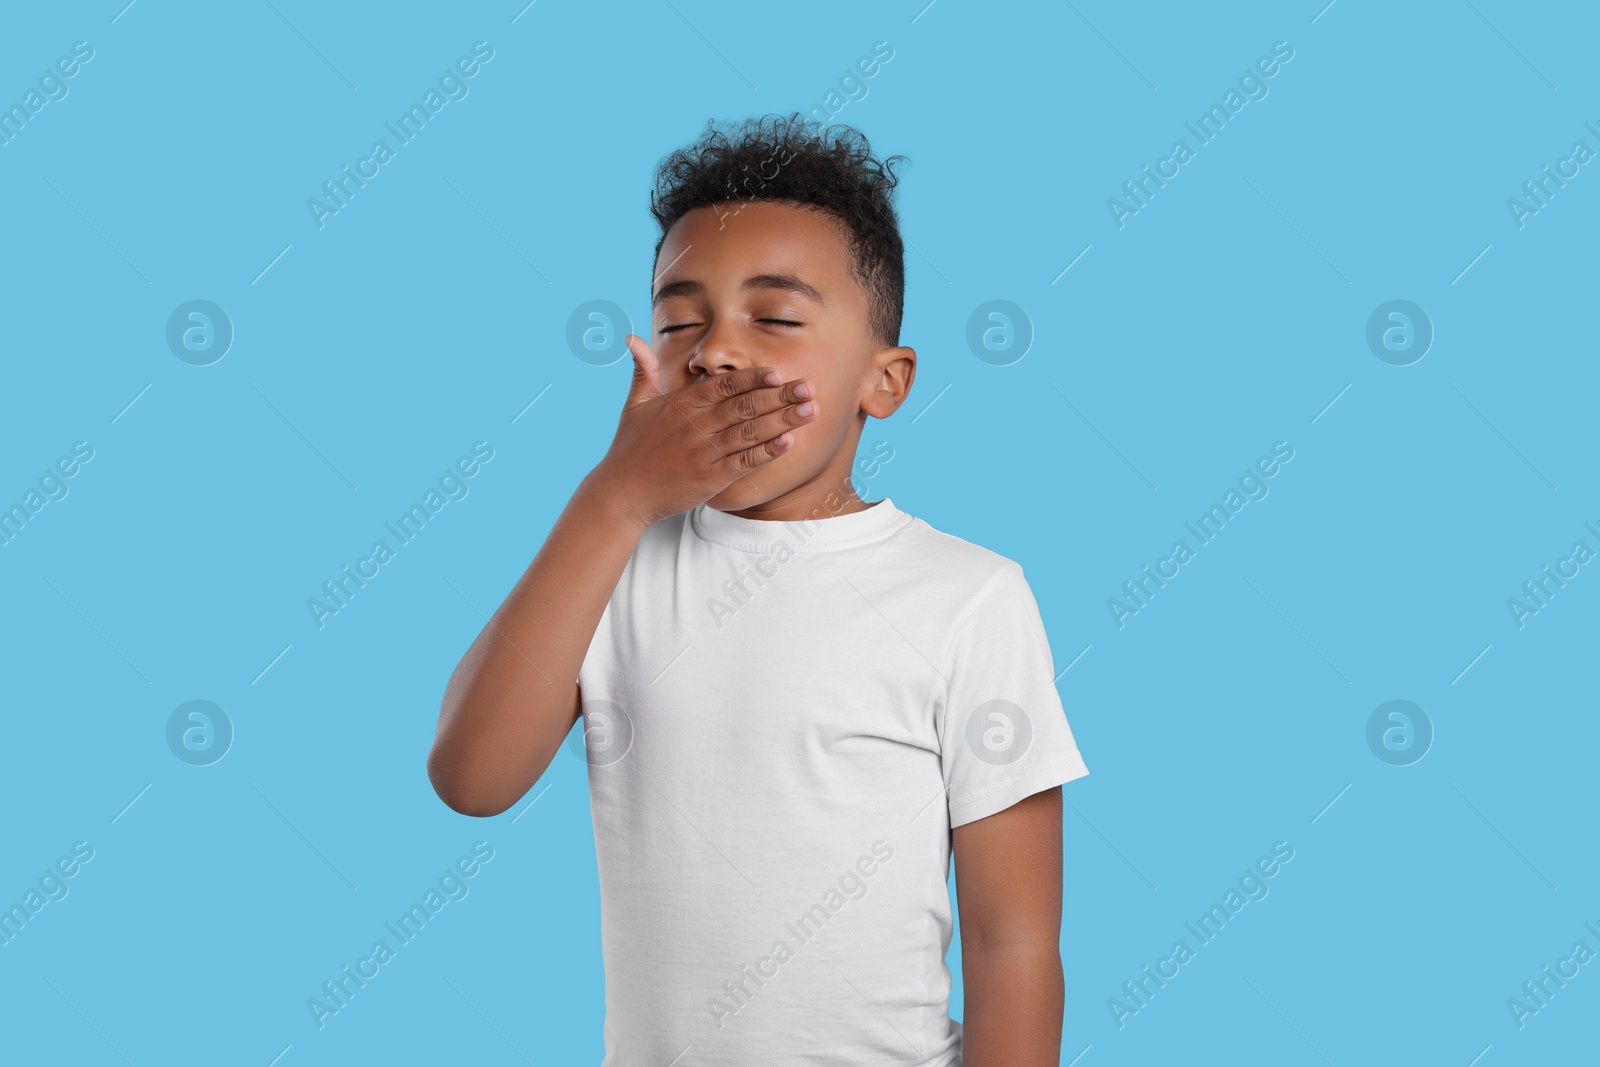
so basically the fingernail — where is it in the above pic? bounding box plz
[797,401,817,416]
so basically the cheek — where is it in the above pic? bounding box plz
[789,386,852,458]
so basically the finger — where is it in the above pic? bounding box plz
[705,376,813,433]
[708,394,818,454]
[683,365,784,412]
[623,335,662,406]
[714,426,798,480]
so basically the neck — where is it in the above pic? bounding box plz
[723,425,873,522]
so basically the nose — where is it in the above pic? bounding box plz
[686,317,749,380]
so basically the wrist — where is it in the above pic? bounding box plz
[576,466,651,534]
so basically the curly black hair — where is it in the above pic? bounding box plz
[649,113,908,348]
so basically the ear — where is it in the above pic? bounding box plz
[861,345,916,419]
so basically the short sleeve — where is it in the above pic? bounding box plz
[938,562,1090,828]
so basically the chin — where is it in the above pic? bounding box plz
[705,467,790,512]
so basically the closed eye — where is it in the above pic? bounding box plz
[660,318,801,333]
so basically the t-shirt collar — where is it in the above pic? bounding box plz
[689,496,908,553]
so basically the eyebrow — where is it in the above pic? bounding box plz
[651,272,827,309]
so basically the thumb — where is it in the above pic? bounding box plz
[622,334,663,407]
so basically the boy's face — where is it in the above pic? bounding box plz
[650,199,911,514]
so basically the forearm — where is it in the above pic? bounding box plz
[960,941,1064,1067]
[429,469,644,815]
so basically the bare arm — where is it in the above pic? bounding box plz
[427,335,818,817]
[427,471,645,816]
[952,786,1065,1066]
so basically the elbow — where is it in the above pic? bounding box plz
[427,746,509,818]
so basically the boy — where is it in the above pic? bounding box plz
[429,113,1090,1066]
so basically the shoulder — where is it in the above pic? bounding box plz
[898,513,1019,572]
[882,510,1037,622]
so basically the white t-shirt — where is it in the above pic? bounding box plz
[574,496,1090,1066]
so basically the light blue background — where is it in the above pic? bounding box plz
[2,1,1596,1063]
